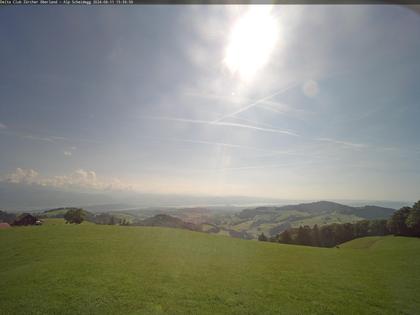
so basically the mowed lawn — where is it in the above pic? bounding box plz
[1,223,420,315]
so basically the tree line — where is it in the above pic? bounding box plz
[259,200,420,247]
[0,208,130,226]
[63,208,130,226]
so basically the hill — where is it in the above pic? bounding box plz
[220,201,395,238]
[0,224,419,314]
[42,207,87,218]
[238,201,394,219]
[135,214,201,231]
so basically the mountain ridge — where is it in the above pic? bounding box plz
[221,200,396,239]
[238,200,395,220]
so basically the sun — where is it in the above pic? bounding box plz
[224,6,279,81]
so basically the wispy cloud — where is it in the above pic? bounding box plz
[0,123,7,129]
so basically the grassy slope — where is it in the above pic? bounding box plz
[0,223,419,315]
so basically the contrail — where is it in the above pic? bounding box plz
[0,128,104,145]
[195,159,319,172]
[142,116,209,125]
[214,121,299,136]
[136,134,290,154]
[211,82,299,123]
[315,137,368,149]
[230,116,275,128]
[166,138,274,152]
[141,115,299,137]
[184,90,302,117]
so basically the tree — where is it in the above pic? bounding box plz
[64,208,85,224]
[354,220,369,238]
[406,201,420,236]
[0,210,16,224]
[320,225,335,247]
[334,223,353,244]
[312,224,321,247]
[387,207,411,236]
[296,226,312,246]
[13,213,37,226]
[369,220,389,236]
[258,233,268,242]
[279,230,292,244]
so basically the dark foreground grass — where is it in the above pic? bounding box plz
[0,223,419,315]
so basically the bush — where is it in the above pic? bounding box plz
[64,208,85,224]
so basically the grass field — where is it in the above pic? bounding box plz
[1,222,419,314]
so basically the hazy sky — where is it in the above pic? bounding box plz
[1,5,420,201]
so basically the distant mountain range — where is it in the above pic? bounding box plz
[238,201,395,220]
[0,182,410,212]
[0,181,406,240]
[0,182,293,211]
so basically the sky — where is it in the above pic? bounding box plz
[0,5,420,202]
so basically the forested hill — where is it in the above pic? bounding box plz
[238,201,395,220]
[217,201,396,239]
[135,214,201,231]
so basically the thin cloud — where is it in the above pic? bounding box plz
[0,123,7,129]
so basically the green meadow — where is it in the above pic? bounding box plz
[1,222,419,315]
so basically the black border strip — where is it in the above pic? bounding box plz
[1,0,420,6]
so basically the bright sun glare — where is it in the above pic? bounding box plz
[224,6,279,81]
